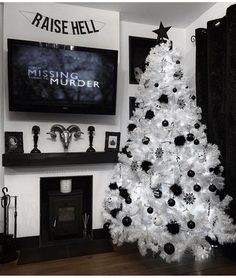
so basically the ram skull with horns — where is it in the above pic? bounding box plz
[47,124,84,151]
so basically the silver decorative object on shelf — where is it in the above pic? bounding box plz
[47,124,83,151]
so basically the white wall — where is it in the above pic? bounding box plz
[119,21,185,145]
[0,3,4,233]
[184,2,233,90]
[3,2,120,237]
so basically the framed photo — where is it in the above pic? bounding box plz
[129,36,157,84]
[105,132,121,152]
[5,132,24,154]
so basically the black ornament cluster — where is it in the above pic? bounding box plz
[127,123,137,132]
[109,182,118,190]
[141,161,153,173]
[121,146,132,158]
[174,135,186,146]
[119,187,129,199]
[158,94,168,103]
[170,184,182,196]
[166,221,180,234]
[145,110,155,120]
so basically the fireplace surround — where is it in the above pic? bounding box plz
[40,175,93,246]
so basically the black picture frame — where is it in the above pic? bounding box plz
[104,132,121,152]
[129,36,157,84]
[5,132,24,154]
[129,96,136,119]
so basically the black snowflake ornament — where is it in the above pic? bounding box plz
[173,70,183,80]
[177,98,186,109]
[183,193,196,205]
[130,161,139,171]
[155,147,164,158]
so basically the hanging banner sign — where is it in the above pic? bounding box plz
[19,10,106,35]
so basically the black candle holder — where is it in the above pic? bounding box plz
[86,126,96,152]
[31,125,41,153]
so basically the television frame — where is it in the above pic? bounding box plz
[7,38,118,115]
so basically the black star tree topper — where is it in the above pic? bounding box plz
[153,22,171,45]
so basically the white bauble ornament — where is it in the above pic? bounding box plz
[153,215,163,226]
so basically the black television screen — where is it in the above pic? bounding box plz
[7,39,118,115]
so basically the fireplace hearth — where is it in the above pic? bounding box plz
[40,175,92,246]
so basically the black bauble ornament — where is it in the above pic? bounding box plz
[209,167,214,172]
[193,184,201,192]
[125,197,132,204]
[187,170,195,177]
[141,161,153,173]
[158,94,168,103]
[142,137,150,145]
[170,184,182,196]
[187,220,195,229]
[213,166,221,175]
[119,187,129,199]
[174,135,186,146]
[147,207,154,214]
[172,87,177,93]
[145,110,155,120]
[154,83,159,87]
[122,216,132,227]
[127,123,137,132]
[162,120,169,127]
[209,184,217,192]
[109,182,118,190]
[191,95,196,100]
[103,222,110,231]
[194,123,200,129]
[194,139,199,145]
[164,243,175,255]
[110,208,121,218]
[187,133,194,141]
[176,60,180,64]
[168,198,175,207]
[166,221,180,234]
[153,188,162,198]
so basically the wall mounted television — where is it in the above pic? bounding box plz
[8,38,118,115]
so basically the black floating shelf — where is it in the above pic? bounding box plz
[2,152,119,167]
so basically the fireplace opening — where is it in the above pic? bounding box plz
[40,175,92,246]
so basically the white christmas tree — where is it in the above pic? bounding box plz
[103,22,236,263]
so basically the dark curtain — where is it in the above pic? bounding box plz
[195,4,236,221]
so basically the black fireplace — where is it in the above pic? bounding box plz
[40,175,92,246]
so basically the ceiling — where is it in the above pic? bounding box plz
[67,2,216,28]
